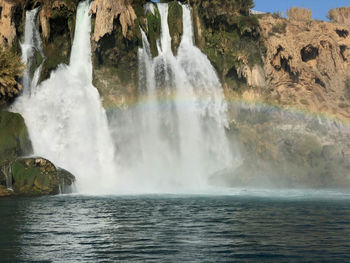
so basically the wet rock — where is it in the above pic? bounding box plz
[56,167,75,193]
[0,111,33,164]
[168,1,183,54]
[0,185,13,197]
[0,157,75,197]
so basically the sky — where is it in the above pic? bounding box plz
[254,0,350,21]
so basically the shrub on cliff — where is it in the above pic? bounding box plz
[286,7,312,21]
[328,7,350,27]
[0,49,24,107]
[198,0,255,30]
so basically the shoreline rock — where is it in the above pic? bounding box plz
[0,157,75,197]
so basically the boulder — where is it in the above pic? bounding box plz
[0,157,75,197]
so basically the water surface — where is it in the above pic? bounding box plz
[1,194,350,262]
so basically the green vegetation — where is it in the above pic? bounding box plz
[191,0,265,92]
[10,158,59,196]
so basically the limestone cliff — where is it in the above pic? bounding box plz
[0,0,20,49]
[89,0,149,108]
[256,14,350,121]
[37,0,79,81]
[90,0,137,42]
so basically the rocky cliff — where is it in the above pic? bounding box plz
[255,14,350,122]
[1,0,349,122]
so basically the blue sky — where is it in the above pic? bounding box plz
[254,0,350,20]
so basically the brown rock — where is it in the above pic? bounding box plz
[259,14,350,121]
[90,0,137,42]
[0,0,18,48]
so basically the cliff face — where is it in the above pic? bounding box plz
[257,15,350,121]
[181,0,265,91]
[38,0,79,81]
[90,0,137,42]
[89,0,146,108]
[0,0,20,49]
[0,0,79,105]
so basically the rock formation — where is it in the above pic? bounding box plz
[0,111,32,163]
[0,157,75,197]
[0,111,75,197]
[258,14,350,121]
[0,0,18,48]
[90,0,137,41]
[37,0,79,81]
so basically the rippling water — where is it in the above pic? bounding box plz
[1,193,350,262]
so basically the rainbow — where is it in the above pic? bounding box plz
[101,90,350,131]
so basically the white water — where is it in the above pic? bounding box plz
[1,164,13,190]
[12,1,118,194]
[12,2,236,195]
[109,3,235,193]
[20,7,44,95]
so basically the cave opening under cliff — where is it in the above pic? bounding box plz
[301,44,319,62]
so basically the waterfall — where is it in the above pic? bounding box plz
[20,7,44,95]
[1,164,13,191]
[109,3,235,193]
[12,0,118,194]
[12,1,235,194]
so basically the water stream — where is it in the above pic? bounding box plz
[20,7,44,95]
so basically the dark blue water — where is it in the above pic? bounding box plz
[1,194,350,262]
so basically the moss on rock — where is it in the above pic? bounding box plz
[146,4,161,57]
[168,1,183,54]
[10,158,58,195]
[0,157,75,197]
[0,111,33,164]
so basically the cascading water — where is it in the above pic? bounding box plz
[12,0,118,194]
[1,164,13,190]
[12,1,235,194]
[20,7,44,95]
[109,3,236,193]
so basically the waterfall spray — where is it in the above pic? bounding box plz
[12,1,235,194]
[109,3,235,193]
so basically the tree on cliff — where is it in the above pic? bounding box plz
[0,49,24,107]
